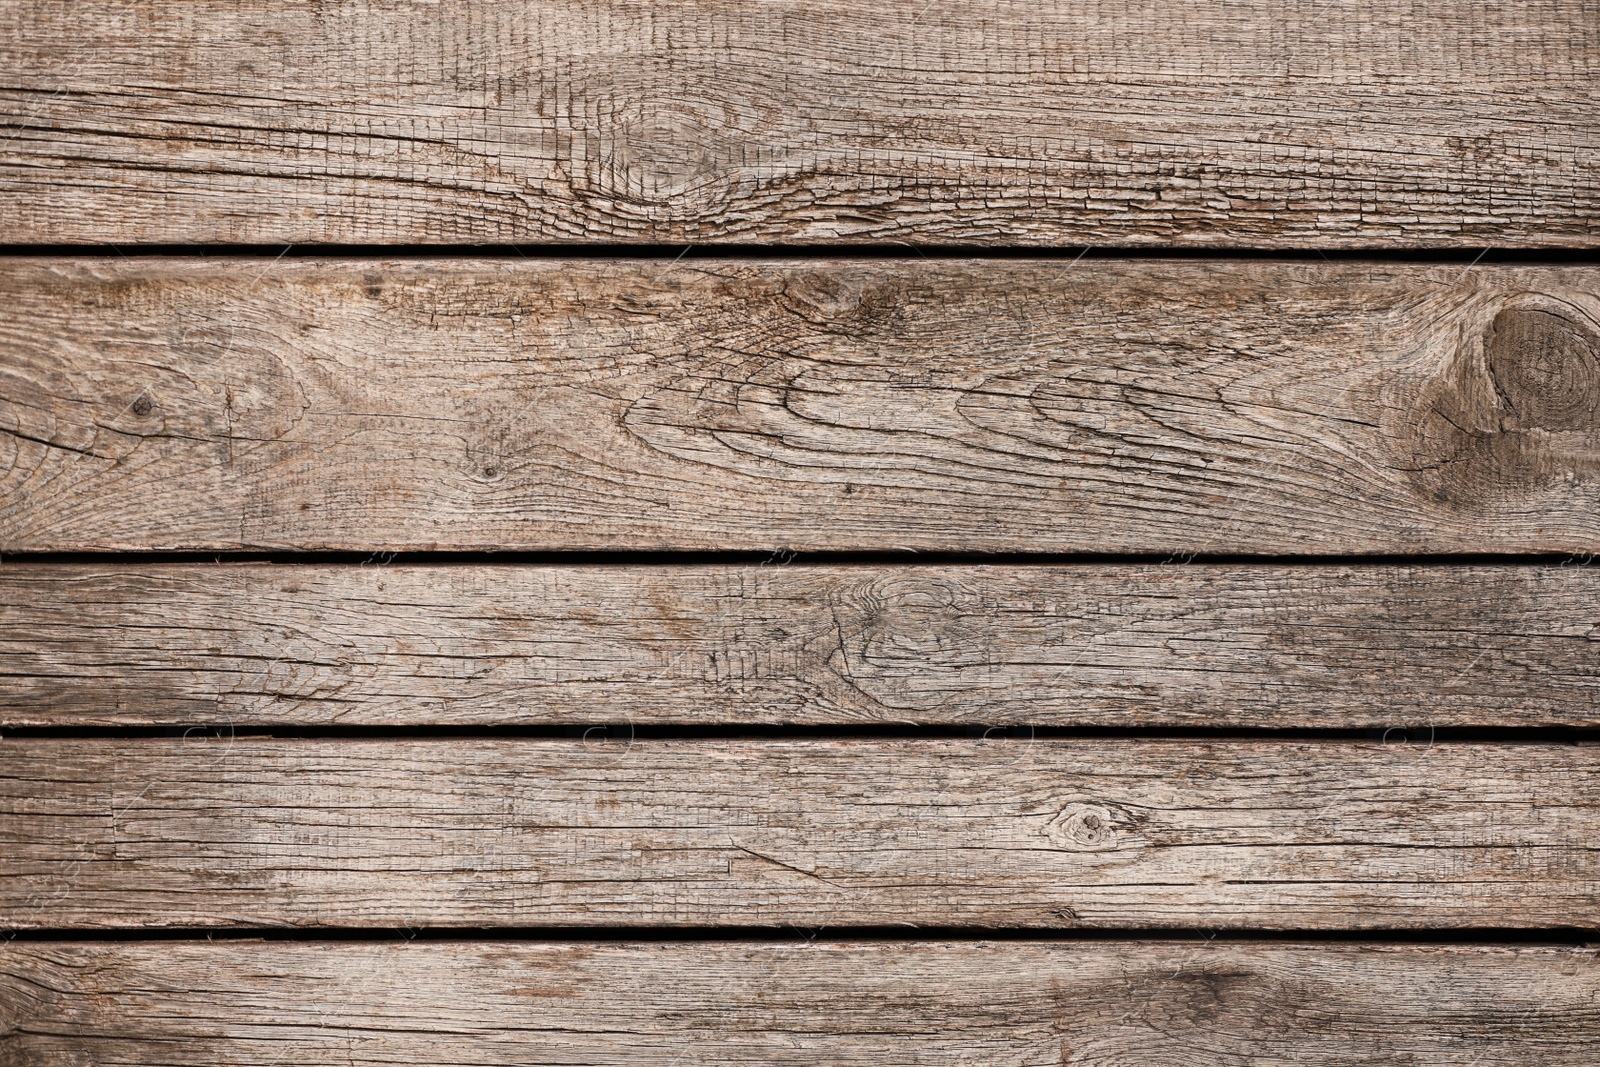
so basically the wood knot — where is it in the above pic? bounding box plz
[1044,802,1129,852]
[561,69,774,226]
[779,271,866,327]
[1485,306,1600,431]
[831,575,984,675]
[1402,294,1600,510]
[610,107,721,203]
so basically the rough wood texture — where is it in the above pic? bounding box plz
[2,1,1596,247]
[3,941,1597,1065]
[4,738,1595,930]
[3,562,1597,728]
[4,258,1600,553]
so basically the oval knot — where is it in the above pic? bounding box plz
[1044,802,1125,852]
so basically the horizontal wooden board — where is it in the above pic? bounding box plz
[4,258,1600,553]
[3,738,1595,929]
[3,562,1597,728]
[2,1,1596,247]
[3,941,1597,1065]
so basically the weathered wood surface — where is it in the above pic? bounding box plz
[4,738,1595,930]
[4,258,1600,553]
[3,562,1597,728]
[2,1,1596,248]
[3,941,1597,1066]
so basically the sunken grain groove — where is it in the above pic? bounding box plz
[1,1,1596,247]
[3,737,1597,931]
[2,258,1599,553]
[1,562,1597,728]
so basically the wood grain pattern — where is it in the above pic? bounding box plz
[4,562,1598,728]
[4,738,1595,930]
[4,940,1598,1065]
[4,258,1600,553]
[2,1,1596,247]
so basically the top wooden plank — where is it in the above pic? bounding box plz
[1,0,1595,248]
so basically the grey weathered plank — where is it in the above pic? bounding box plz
[1,1,1596,248]
[3,738,1595,929]
[3,562,1597,728]
[3,258,1600,553]
[3,941,1597,1066]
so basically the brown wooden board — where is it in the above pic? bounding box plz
[3,737,1595,930]
[6,2,1596,1058]
[4,258,1600,553]
[2,1,1596,248]
[2,941,1598,1065]
[2,562,1597,728]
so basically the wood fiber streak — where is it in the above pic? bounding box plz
[3,259,1600,553]
[2,563,1597,728]
[1,1,1596,247]
[3,738,1595,930]
[2,941,1598,1066]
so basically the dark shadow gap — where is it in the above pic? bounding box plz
[3,549,1596,568]
[3,725,1595,743]
[0,243,1597,264]
[3,925,1593,946]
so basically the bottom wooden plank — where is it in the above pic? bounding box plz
[1,940,1594,1065]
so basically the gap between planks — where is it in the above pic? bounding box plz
[4,246,1600,262]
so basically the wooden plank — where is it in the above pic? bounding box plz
[2,941,1596,1066]
[3,562,1597,728]
[1,1,1595,248]
[3,738,1595,930]
[4,258,1600,553]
